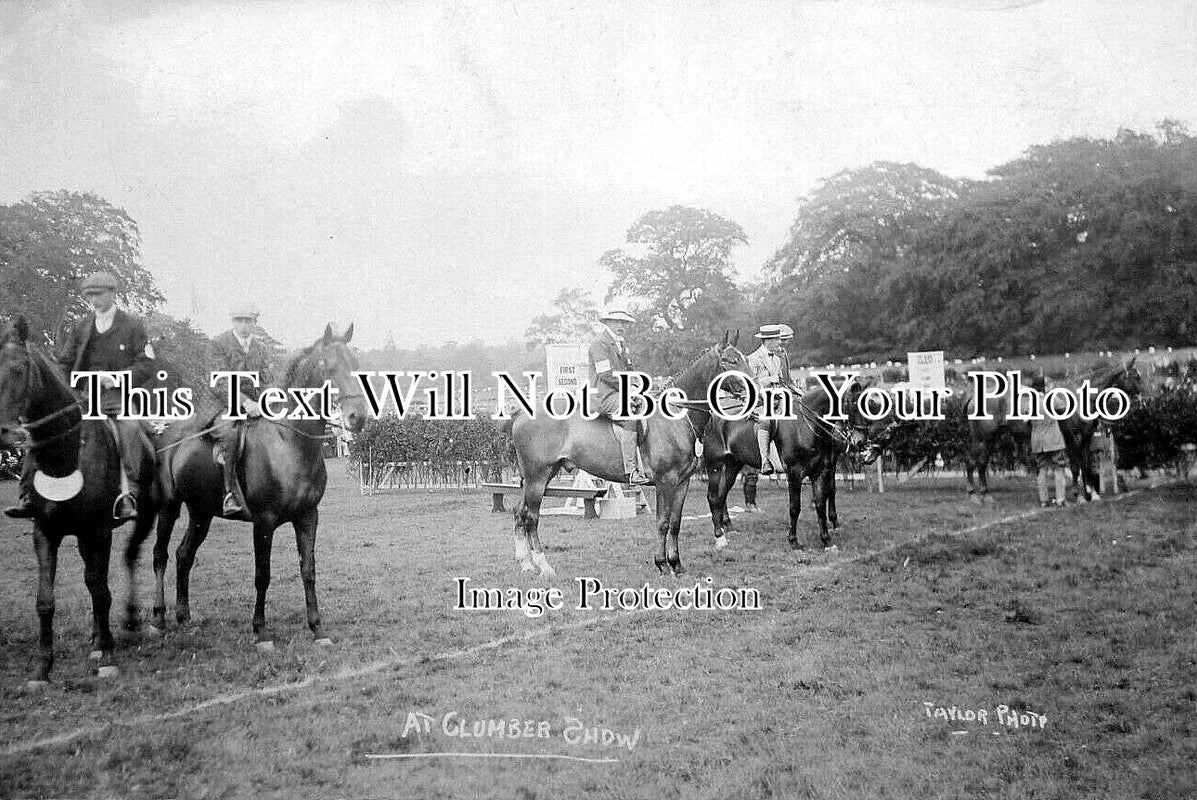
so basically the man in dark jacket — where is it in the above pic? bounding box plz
[589,307,649,486]
[198,305,275,519]
[5,270,154,520]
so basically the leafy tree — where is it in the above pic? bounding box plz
[602,205,748,374]
[0,191,163,345]
[894,123,1197,356]
[762,162,966,362]
[524,288,599,349]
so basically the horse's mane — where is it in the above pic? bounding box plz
[282,340,324,387]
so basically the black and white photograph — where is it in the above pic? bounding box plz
[0,1,1194,797]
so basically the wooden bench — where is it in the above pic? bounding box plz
[481,482,606,519]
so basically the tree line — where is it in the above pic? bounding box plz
[535,121,1196,376]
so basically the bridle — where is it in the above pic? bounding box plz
[2,343,83,452]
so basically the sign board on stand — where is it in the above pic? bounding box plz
[907,350,946,389]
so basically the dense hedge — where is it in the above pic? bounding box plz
[349,413,511,471]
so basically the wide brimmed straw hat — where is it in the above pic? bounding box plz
[754,324,783,339]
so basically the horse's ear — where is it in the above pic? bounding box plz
[322,323,334,345]
[721,330,728,348]
[343,322,354,343]
[733,329,740,347]
[14,316,29,344]
[1125,354,1136,370]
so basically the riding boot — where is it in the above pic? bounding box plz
[3,457,37,519]
[615,424,650,486]
[219,436,251,521]
[107,419,138,522]
[756,426,775,475]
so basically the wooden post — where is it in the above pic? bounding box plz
[1108,430,1120,494]
[876,457,884,493]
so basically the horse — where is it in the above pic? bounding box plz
[703,378,869,551]
[0,317,159,684]
[961,358,1140,503]
[151,324,367,648]
[506,333,749,577]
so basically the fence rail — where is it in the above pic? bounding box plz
[359,458,510,494]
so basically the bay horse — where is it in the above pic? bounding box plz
[0,317,159,684]
[152,324,367,648]
[506,334,748,577]
[703,378,868,551]
[961,358,1140,503]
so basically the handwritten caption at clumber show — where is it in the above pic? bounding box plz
[70,368,1131,424]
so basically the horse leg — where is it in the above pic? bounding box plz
[252,520,277,646]
[151,498,182,631]
[823,465,839,533]
[810,467,832,549]
[517,469,556,577]
[78,528,118,676]
[786,465,804,550]
[666,479,691,576]
[123,504,156,633]
[175,508,213,626]
[293,508,329,643]
[654,484,671,574]
[30,527,60,685]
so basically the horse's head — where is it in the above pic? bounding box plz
[0,318,36,445]
[291,323,368,433]
[673,330,750,402]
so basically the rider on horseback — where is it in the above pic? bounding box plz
[589,308,651,487]
[5,271,154,521]
[200,305,276,520]
[746,323,800,475]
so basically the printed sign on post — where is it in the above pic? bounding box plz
[907,350,946,388]
[545,343,591,391]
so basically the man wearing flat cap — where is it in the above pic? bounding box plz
[6,270,154,520]
[199,305,276,519]
[746,323,799,476]
[589,307,650,486]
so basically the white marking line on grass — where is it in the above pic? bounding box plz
[364,752,619,764]
[0,484,1172,757]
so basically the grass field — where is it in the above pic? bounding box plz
[0,465,1193,799]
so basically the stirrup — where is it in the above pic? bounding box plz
[112,493,137,522]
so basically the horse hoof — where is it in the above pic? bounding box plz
[256,640,275,653]
[824,544,839,554]
[519,560,535,573]
[982,495,996,505]
[144,624,162,637]
[672,565,686,577]
[714,535,728,551]
[538,565,556,579]
[96,665,120,679]
[314,637,334,647]
[26,679,49,691]
[88,649,105,662]
[969,495,982,505]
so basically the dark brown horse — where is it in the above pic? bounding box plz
[962,359,1140,503]
[704,379,869,551]
[152,324,367,648]
[507,334,748,577]
[0,318,159,684]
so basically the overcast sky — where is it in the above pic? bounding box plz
[1,0,1194,349]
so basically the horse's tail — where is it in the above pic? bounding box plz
[495,411,524,480]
